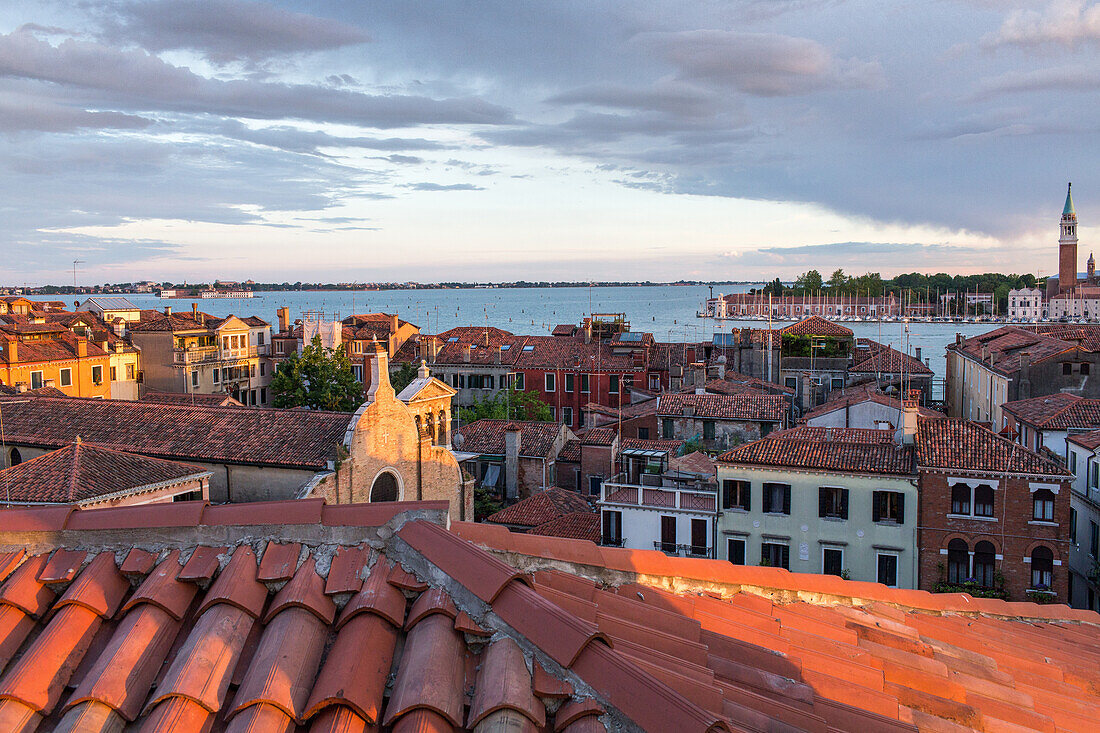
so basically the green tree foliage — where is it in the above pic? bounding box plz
[389,362,419,394]
[795,269,823,292]
[761,278,785,298]
[827,269,848,292]
[459,385,553,424]
[474,485,504,521]
[271,335,362,411]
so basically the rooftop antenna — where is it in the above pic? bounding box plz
[72,260,85,292]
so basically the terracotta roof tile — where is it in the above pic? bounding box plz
[917,418,1069,476]
[469,637,545,727]
[324,545,368,596]
[0,394,350,470]
[383,613,466,727]
[120,548,158,577]
[457,419,563,458]
[38,548,87,583]
[718,425,916,475]
[257,542,301,583]
[779,315,854,337]
[178,545,226,583]
[264,556,335,624]
[0,442,209,504]
[1003,393,1100,430]
[0,500,1095,733]
[658,392,788,422]
[528,511,601,543]
[486,487,593,528]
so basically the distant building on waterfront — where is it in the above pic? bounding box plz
[1007,287,1045,320]
[704,292,900,320]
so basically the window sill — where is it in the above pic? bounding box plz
[873,520,902,527]
[1028,520,1058,527]
[763,512,791,517]
[723,507,749,514]
[821,516,847,522]
[947,514,998,522]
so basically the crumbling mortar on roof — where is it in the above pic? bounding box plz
[384,532,642,733]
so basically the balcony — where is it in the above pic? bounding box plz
[600,473,717,514]
[173,345,258,365]
[653,541,712,558]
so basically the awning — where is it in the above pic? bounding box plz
[621,448,672,459]
[451,451,481,462]
[482,464,501,488]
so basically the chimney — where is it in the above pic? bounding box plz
[99,339,109,352]
[277,307,289,333]
[802,373,813,412]
[495,345,502,364]
[113,320,125,337]
[914,347,922,361]
[1019,351,1032,400]
[163,306,172,316]
[391,314,399,333]
[897,399,919,445]
[192,302,198,322]
[76,336,88,358]
[4,337,16,363]
[463,344,471,363]
[505,425,521,500]
[364,339,392,403]
[692,363,706,393]
[114,341,123,353]
[981,345,990,364]
[955,332,963,346]
[418,359,430,380]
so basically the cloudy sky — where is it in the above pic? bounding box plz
[2,1,1098,285]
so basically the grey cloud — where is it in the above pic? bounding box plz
[546,81,720,117]
[405,182,485,191]
[202,120,455,155]
[97,0,369,63]
[0,94,154,133]
[0,30,514,128]
[974,65,1100,98]
[632,30,885,96]
[383,154,424,164]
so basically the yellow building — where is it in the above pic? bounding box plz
[0,334,111,398]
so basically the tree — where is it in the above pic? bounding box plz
[795,270,823,293]
[271,335,362,411]
[459,385,553,424]
[390,362,419,394]
[827,269,848,292]
[762,278,785,298]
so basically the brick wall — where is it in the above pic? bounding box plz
[917,470,1071,602]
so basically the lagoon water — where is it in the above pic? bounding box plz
[122,285,994,382]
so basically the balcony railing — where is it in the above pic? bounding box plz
[653,541,712,558]
[173,345,259,365]
[600,474,717,514]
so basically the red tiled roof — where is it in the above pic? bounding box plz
[948,326,1076,375]
[457,419,563,459]
[0,394,351,470]
[513,335,640,371]
[436,325,514,342]
[528,512,601,543]
[1001,393,1100,429]
[916,418,1070,476]
[779,315,853,338]
[581,427,616,445]
[128,312,211,332]
[551,324,576,337]
[669,450,717,475]
[0,500,738,733]
[141,390,244,407]
[1069,429,1100,451]
[486,487,593,528]
[454,520,1100,733]
[1024,322,1100,351]
[718,425,916,475]
[619,438,683,454]
[802,382,942,421]
[850,340,933,375]
[657,393,787,422]
[428,335,528,366]
[0,333,107,365]
[0,442,209,504]
[557,438,581,462]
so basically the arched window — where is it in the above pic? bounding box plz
[947,539,969,584]
[950,485,970,515]
[9,448,21,466]
[974,541,996,588]
[1033,489,1055,522]
[370,472,399,503]
[1031,546,1053,589]
[974,484,995,517]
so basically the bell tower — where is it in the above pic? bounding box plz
[1059,182,1078,294]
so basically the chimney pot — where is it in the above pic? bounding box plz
[76,336,88,358]
[164,306,172,316]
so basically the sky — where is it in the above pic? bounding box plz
[2,0,1099,285]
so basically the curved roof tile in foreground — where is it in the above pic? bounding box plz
[0,499,1093,731]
